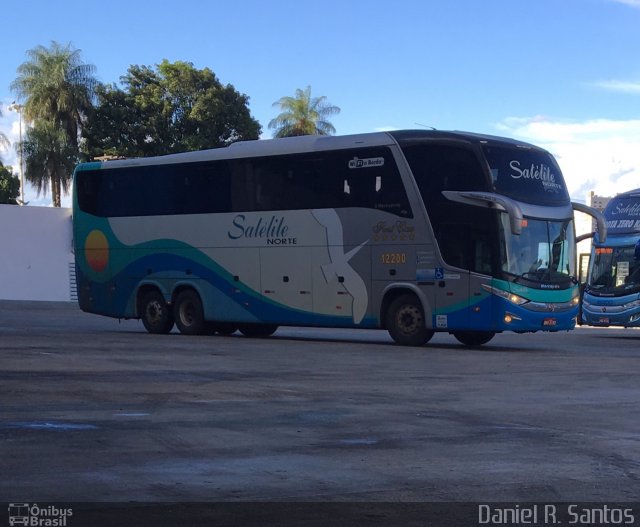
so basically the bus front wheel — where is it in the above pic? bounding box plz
[386,294,434,346]
[173,290,206,336]
[453,331,495,346]
[139,290,174,334]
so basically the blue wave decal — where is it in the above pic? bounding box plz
[79,253,377,328]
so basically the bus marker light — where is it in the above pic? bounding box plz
[504,312,522,324]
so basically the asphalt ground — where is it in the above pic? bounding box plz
[1,300,640,524]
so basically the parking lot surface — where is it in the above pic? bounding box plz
[1,300,640,506]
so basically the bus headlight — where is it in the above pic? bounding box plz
[571,295,580,307]
[482,285,528,305]
[508,293,528,305]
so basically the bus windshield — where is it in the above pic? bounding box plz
[500,215,575,285]
[588,246,640,294]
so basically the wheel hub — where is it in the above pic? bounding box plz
[398,305,422,334]
[146,301,163,324]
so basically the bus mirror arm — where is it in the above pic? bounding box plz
[575,232,594,244]
[571,202,607,243]
[442,191,523,235]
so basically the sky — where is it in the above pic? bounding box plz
[0,0,639,208]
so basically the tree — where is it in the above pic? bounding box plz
[0,162,20,204]
[21,120,76,207]
[11,41,97,206]
[84,60,261,159]
[268,86,340,138]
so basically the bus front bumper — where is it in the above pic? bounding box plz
[582,303,640,328]
[494,297,578,332]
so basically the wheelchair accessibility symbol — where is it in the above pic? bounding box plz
[435,268,444,280]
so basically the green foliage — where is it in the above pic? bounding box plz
[0,162,20,205]
[11,41,97,149]
[22,120,76,207]
[268,86,340,138]
[84,60,262,158]
[11,41,97,206]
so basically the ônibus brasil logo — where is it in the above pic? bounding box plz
[7,504,73,526]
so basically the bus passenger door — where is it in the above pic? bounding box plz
[433,270,493,331]
[433,224,494,331]
[432,267,470,331]
[466,272,494,330]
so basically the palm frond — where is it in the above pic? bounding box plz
[268,85,340,138]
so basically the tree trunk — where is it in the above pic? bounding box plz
[51,175,61,207]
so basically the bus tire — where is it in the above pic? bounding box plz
[386,293,434,346]
[238,323,279,338]
[453,331,495,346]
[206,322,238,336]
[139,290,174,334]
[173,289,206,336]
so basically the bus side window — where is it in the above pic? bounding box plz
[340,148,412,217]
[347,174,377,209]
[405,144,497,273]
[375,173,412,217]
[76,171,100,216]
[230,160,255,212]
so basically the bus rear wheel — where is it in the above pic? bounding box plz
[139,290,174,334]
[173,290,206,336]
[453,331,495,346]
[386,293,434,346]
[238,323,278,338]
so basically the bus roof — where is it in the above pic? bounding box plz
[609,187,640,200]
[79,129,544,170]
[388,129,542,150]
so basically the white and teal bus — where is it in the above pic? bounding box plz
[72,130,605,346]
[582,188,640,327]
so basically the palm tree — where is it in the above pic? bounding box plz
[11,41,97,205]
[21,119,76,207]
[268,86,340,138]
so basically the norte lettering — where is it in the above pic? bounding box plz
[228,214,296,244]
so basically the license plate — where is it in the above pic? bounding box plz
[598,317,610,324]
[543,318,557,327]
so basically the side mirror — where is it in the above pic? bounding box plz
[572,202,607,243]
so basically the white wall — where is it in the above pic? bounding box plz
[0,205,74,301]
